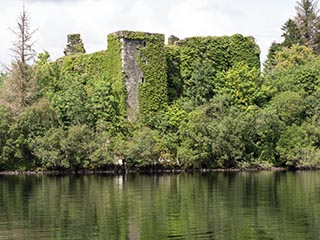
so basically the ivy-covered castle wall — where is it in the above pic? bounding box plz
[166,34,261,102]
[178,34,260,79]
[108,31,167,122]
[50,31,260,123]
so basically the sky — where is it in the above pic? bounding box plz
[0,0,297,69]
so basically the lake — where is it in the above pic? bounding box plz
[0,171,320,239]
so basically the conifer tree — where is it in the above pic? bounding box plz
[263,42,283,73]
[0,5,37,115]
[295,0,319,50]
[281,19,303,47]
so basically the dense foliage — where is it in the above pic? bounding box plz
[3,1,320,171]
[3,46,320,171]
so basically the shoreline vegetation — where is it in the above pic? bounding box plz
[3,1,320,172]
[0,167,298,175]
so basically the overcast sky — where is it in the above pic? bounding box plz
[0,0,297,68]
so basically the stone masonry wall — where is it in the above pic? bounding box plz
[120,38,144,121]
[111,30,167,122]
[64,34,86,56]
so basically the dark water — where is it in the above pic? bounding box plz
[0,171,320,240]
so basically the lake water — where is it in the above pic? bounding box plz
[0,171,320,239]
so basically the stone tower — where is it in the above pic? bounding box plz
[109,31,167,122]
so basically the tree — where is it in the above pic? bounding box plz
[264,1,319,72]
[274,45,315,71]
[281,19,304,47]
[183,60,217,106]
[0,106,13,169]
[0,5,37,115]
[269,91,305,126]
[33,125,94,170]
[125,127,160,168]
[217,62,260,108]
[295,0,319,50]
[276,123,320,168]
[263,42,283,73]
[1,99,59,170]
[313,17,320,54]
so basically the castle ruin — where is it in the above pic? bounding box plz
[63,30,260,122]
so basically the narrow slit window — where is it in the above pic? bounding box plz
[141,76,145,84]
[142,40,146,47]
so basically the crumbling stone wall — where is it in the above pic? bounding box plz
[118,35,145,121]
[168,35,180,45]
[64,34,86,56]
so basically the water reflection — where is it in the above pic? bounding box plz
[0,172,320,239]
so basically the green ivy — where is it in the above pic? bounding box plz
[134,33,168,124]
[59,50,109,79]
[165,45,182,102]
[177,34,261,96]
[106,33,126,117]
[229,34,261,69]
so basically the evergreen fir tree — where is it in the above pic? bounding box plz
[0,5,37,115]
[295,0,319,50]
[281,19,304,47]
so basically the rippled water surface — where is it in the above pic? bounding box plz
[1,171,320,239]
